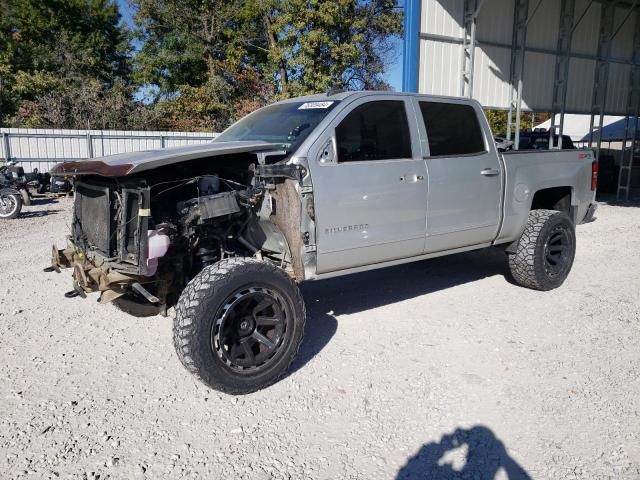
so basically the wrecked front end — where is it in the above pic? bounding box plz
[51,177,166,305]
[49,146,306,313]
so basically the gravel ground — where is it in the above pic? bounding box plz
[1,196,639,480]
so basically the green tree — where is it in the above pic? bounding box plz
[484,109,551,136]
[2,0,403,130]
[6,0,130,81]
[132,0,402,129]
[264,0,402,96]
[0,0,133,128]
[132,0,270,130]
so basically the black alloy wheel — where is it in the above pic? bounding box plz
[543,225,572,278]
[212,286,290,372]
[173,257,305,394]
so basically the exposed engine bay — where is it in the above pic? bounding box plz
[52,152,305,311]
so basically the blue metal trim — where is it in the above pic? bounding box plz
[402,0,421,92]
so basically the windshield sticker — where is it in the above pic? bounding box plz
[298,101,334,110]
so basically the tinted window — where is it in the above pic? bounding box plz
[336,101,412,162]
[518,134,575,150]
[419,102,485,156]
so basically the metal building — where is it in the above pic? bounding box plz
[403,0,640,199]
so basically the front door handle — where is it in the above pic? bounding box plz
[481,168,500,177]
[400,174,425,183]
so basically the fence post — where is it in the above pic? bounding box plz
[160,135,166,149]
[1,132,10,164]
[86,132,94,158]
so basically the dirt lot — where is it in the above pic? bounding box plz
[1,197,639,479]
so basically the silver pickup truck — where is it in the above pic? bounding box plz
[49,91,597,394]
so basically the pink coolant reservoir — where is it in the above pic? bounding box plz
[146,230,170,275]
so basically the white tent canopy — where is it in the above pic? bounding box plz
[534,114,639,143]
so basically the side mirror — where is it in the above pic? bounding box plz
[319,137,336,164]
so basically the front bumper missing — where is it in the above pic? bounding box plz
[50,245,140,304]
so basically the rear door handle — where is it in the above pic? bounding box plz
[481,168,500,177]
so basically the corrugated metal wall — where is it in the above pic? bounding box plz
[418,0,638,114]
[0,128,218,173]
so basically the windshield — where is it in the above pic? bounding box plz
[214,100,339,151]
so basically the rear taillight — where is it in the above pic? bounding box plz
[591,160,598,191]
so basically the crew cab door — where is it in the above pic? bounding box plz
[414,99,503,252]
[309,97,428,273]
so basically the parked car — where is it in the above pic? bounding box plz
[494,136,514,152]
[48,91,597,394]
[517,130,576,150]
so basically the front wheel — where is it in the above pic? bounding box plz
[508,209,576,290]
[0,192,22,219]
[173,258,305,394]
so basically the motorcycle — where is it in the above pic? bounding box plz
[0,163,27,219]
[0,162,72,219]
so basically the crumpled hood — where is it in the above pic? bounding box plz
[51,140,282,177]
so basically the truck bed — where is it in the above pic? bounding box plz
[496,148,596,245]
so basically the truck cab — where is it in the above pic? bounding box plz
[279,91,595,279]
[309,94,504,271]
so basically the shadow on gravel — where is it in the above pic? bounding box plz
[396,426,531,480]
[288,249,511,373]
[287,308,338,376]
[596,193,640,208]
[301,248,511,317]
[18,209,62,218]
[30,196,60,205]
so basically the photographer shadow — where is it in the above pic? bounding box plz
[396,426,531,480]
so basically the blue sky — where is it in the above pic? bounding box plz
[116,0,135,26]
[115,0,404,91]
[385,39,404,91]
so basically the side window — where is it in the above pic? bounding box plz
[419,102,486,156]
[335,101,412,162]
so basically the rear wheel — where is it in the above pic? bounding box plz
[508,209,576,290]
[0,192,22,219]
[173,257,305,394]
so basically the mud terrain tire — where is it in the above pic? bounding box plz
[509,209,576,291]
[173,258,305,394]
